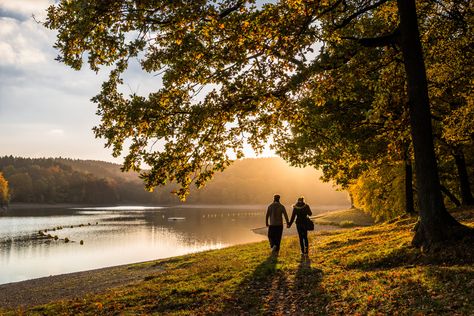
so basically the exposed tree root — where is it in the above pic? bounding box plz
[412,221,474,253]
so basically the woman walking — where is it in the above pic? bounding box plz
[288,197,312,255]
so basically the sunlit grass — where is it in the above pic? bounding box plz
[314,208,374,227]
[2,209,473,315]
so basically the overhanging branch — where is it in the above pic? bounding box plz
[342,27,400,47]
[333,0,391,29]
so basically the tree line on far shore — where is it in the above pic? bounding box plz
[0,156,348,207]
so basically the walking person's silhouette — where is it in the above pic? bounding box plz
[266,194,289,254]
[288,197,312,255]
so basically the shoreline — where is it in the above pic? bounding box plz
[0,226,342,310]
[0,223,343,287]
[0,207,357,309]
[0,222,349,308]
[0,211,472,314]
[0,258,166,309]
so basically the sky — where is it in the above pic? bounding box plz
[0,0,118,161]
[0,1,275,164]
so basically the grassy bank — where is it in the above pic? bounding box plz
[313,208,375,227]
[4,210,474,315]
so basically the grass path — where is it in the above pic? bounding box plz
[1,209,473,315]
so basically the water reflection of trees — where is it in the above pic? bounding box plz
[142,208,267,244]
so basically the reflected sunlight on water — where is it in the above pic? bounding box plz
[0,206,266,284]
[73,206,165,211]
[0,204,346,284]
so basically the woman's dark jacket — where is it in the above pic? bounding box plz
[288,202,312,227]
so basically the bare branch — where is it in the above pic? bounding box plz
[218,1,245,19]
[333,0,391,29]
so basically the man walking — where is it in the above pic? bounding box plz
[266,194,289,254]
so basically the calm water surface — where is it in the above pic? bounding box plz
[0,205,272,284]
[0,204,345,285]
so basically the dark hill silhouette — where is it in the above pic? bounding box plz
[0,156,348,206]
[186,158,347,206]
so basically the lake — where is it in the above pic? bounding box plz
[0,204,344,285]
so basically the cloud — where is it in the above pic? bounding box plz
[0,17,49,66]
[0,7,28,22]
[0,41,15,64]
[47,129,65,136]
[0,2,107,161]
[0,1,160,163]
[0,0,52,20]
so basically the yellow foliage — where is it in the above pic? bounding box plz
[349,163,405,222]
[0,172,9,206]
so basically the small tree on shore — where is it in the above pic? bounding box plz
[0,172,10,208]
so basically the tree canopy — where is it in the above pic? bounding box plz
[276,1,473,221]
[45,0,474,248]
[45,0,365,197]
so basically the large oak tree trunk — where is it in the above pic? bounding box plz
[396,0,465,249]
[453,149,474,206]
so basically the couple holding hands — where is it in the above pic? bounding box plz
[265,194,313,256]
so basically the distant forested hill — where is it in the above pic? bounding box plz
[0,156,348,206]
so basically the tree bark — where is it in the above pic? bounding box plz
[396,0,463,249]
[440,185,461,207]
[453,149,474,206]
[404,157,415,214]
[349,192,355,209]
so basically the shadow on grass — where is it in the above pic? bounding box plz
[373,266,474,314]
[293,256,328,315]
[220,253,281,314]
[320,238,365,251]
[421,266,474,314]
[358,275,442,314]
[346,240,474,271]
[346,246,420,270]
[220,253,327,315]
